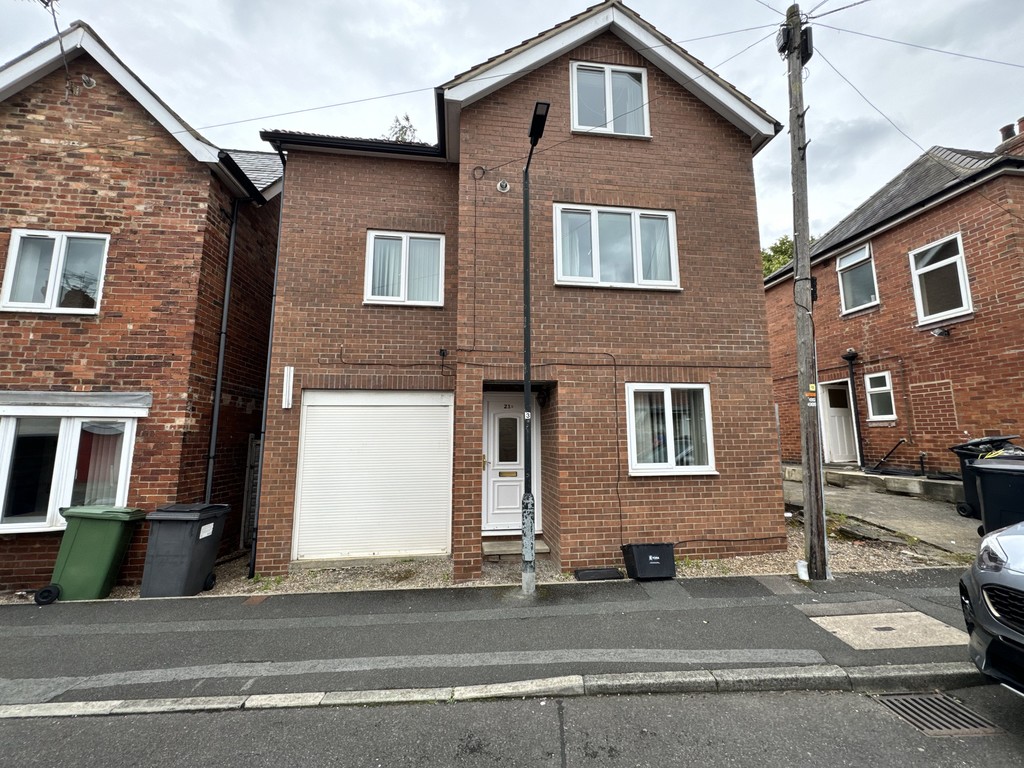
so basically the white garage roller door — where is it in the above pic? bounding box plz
[294,390,453,560]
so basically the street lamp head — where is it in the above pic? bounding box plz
[529,102,550,146]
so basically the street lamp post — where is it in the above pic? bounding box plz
[522,101,549,596]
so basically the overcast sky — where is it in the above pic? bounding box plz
[4,0,1024,246]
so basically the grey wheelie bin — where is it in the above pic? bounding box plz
[973,458,1024,536]
[140,503,229,597]
[949,435,1020,518]
[34,506,146,605]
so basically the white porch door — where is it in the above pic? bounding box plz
[822,383,857,463]
[482,393,541,533]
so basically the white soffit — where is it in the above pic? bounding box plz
[442,6,776,158]
[0,25,221,165]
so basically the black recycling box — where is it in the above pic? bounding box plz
[621,543,676,580]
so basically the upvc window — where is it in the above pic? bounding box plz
[1,229,109,313]
[836,244,878,313]
[554,204,678,289]
[364,230,444,306]
[626,383,716,476]
[909,233,971,324]
[864,371,896,421]
[0,414,138,532]
[571,62,649,136]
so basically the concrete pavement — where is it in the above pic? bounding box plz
[0,566,987,719]
[0,474,993,719]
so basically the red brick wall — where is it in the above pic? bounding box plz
[449,34,785,575]
[766,175,1024,474]
[255,33,786,577]
[0,57,277,590]
[254,155,459,574]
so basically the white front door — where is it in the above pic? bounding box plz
[821,383,857,464]
[482,393,541,533]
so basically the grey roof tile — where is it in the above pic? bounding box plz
[812,146,1009,256]
[222,149,283,191]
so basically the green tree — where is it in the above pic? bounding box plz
[761,234,794,277]
[384,113,419,143]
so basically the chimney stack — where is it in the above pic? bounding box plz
[996,115,1024,157]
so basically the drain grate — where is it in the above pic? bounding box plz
[875,692,1002,737]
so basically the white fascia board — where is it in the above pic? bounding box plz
[612,24,776,141]
[78,35,221,164]
[262,178,284,201]
[441,7,774,155]
[0,28,89,102]
[0,27,220,165]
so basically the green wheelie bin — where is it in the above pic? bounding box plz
[34,506,146,605]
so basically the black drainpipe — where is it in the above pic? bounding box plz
[248,149,286,579]
[204,197,241,503]
[841,348,865,469]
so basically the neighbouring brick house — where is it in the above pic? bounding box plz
[765,121,1024,475]
[255,0,787,581]
[0,23,281,590]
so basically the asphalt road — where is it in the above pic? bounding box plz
[2,685,1021,768]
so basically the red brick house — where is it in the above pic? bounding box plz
[765,123,1024,475]
[0,23,281,590]
[255,1,786,581]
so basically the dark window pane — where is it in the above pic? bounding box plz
[497,417,518,463]
[919,261,964,316]
[633,391,667,464]
[671,389,708,466]
[2,417,61,524]
[840,260,876,310]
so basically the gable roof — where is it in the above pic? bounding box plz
[0,21,281,201]
[439,1,780,161]
[264,1,779,162]
[764,146,1024,286]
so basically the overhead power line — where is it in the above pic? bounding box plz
[815,47,1024,226]
[809,0,874,19]
[4,21,779,164]
[814,23,1024,69]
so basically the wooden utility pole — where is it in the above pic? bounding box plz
[782,4,828,579]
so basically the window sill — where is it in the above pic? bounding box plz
[0,306,100,315]
[555,281,680,292]
[628,468,719,478]
[362,300,444,308]
[0,523,66,535]
[840,301,880,318]
[570,129,652,140]
[916,310,973,328]
[866,419,897,426]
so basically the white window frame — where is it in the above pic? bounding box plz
[1,229,110,314]
[908,232,972,324]
[363,230,445,307]
[0,405,142,533]
[553,204,679,289]
[570,61,650,137]
[864,371,896,422]
[625,383,717,476]
[836,243,879,314]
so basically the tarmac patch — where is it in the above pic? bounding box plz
[809,612,967,649]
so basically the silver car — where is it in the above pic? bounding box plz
[960,521,1024,696]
